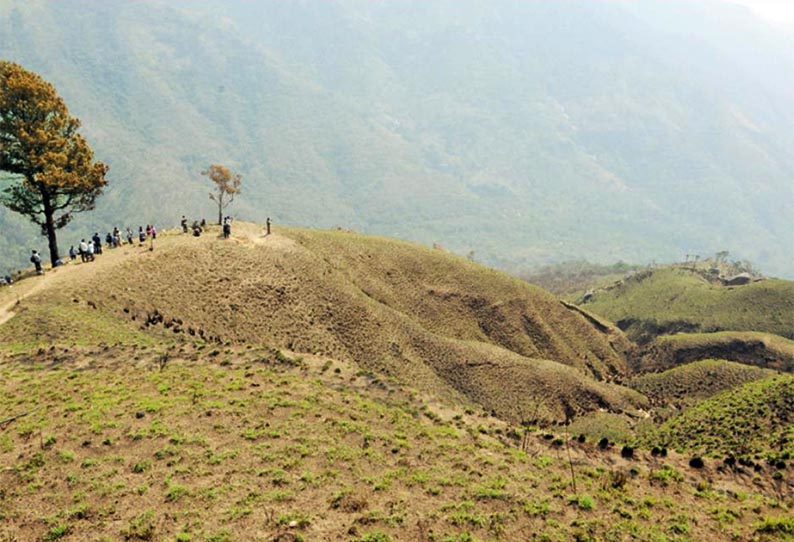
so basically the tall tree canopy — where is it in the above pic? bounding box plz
[0,60,108,265]
[204,164,241,225]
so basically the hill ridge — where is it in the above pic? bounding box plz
[0,222,644,424]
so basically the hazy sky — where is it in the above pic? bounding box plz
[721,0,794,24]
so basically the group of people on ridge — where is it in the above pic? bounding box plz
[66,225,157,264]
[21,214,271,279]
[24,224,159,277]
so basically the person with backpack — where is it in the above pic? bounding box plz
[30,250,43,275]
[138,226,146,244]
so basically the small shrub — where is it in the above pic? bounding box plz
[205,529,232,542]
[165,484,189,502]
[607,469,628,490]
[357,532,393,542]
[276,512,311,528]
[689,456,705,469]
[567,494,595,511]
[649,464,683,486]
[132,461,150,473]
[44,524,70,540]
[755,515,794,536]
[68,503,90,520]
[123,510,155,540]
[58,450,76,463]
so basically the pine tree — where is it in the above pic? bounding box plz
[0,61,108,265]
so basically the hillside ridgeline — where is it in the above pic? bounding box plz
[582,267,794,344]
[634,331,794,373]
[0,223,643,425]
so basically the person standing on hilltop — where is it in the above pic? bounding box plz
[181,216,188,234]
[222,216,231,239]
[79,239,88,262]
[30,250,43,275]
[87,240,95,262]
[266,217,271,236]
[138,226,146,244]
[126,228,133,245]
[151,225,157,240]
[93,232,102,255]
[69,245,77,261]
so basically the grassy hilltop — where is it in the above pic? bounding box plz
[0,223,642,425]
[0,224,792,541]
[582,267,794,343]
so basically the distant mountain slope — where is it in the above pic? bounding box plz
[0,0,792,276]
[582,267,794,342]
[0,224,644,424]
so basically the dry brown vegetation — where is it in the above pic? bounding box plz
[0,224,641,425]
[628,359,775,408]
[0,347,790,542]
[0,222,791,541]
[634,332,794,373]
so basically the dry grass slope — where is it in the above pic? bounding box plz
[648,375,794,462]
[628,359,776,408]
[635,331,794,373]
[0,224,641,424]
[0,348,790,542]
[1,224,792,541]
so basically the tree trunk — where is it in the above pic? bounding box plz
[40,187,60,266]
[217,192,224,225]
